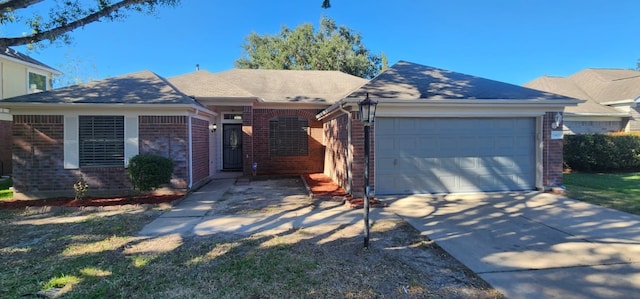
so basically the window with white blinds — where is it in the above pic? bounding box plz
[269,116,309,156]
[79,116,125,167]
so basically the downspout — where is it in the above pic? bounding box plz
[338,104,353,194]
[187,115,193,189]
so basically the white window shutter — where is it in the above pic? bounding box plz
[124,116,139,167]
[63,116,79,169]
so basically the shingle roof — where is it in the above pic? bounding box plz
[0,70,201,106]
[0,47,60,74]
[168,70,256,98]
[524,68,640,115]
[345,61,573,100]
[171,68,368,103]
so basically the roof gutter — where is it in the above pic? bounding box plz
[0,101,215,112]
[338,103,352,194]
[194,96,264,105]
[632,95,640,108]
[564,112,631,117]
[342,97,583,105]
[318,98,583,120]
[316,99,345,120]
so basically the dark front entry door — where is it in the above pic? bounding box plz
[223,124,243,170]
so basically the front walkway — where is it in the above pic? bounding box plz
[139,173,393,237]
[386,192,640,299]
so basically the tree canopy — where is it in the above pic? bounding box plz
[235,16,381,79]
[0,0,180,48]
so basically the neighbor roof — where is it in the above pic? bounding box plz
[0,70,203,106]
[171,68,368,104]
[0,47,61,74]
[525,68,640,103]
[345,61,575,101]
[524,68,640,116]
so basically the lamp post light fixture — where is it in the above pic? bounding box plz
[358,93,377,248]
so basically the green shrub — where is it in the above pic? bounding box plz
[127,154,175,192]
[0,177,12,200]
[564,134,640,172]
[0,177,11,190]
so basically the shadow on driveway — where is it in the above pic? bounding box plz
[385,192,640,299]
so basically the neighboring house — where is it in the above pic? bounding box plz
[525,68,640,134]
[0,61,579,199]
[0,47,61,176]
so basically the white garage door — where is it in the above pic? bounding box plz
[375,117,536,195]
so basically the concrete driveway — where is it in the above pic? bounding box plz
[386,192,640,299]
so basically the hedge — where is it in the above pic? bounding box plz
[564,134,640,172]
[127,154,175,192]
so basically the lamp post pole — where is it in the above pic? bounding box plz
[358,93,377,249]
[363,121,371,248]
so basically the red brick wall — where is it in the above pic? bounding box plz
[139,116,189,188]
[0,120,12,176]
[351,119,375,197]
[11,114,204,199]
[242,106,253,176]
[191,117,210,187]
[12,115,67,193]
[12,115,131,197]
[543,112,564,188]
[323,112,351,193]
[251,108,325,175]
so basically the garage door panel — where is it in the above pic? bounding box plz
[377,138,396,151]
[406,175,457,193]
[480,156,518,169]
[457,157,478,169]
[375,117,536,194]
[416,136,440,150]
[377,157,396,170]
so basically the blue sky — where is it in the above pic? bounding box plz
[10,0,640,87]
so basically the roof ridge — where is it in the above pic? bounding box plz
[564,75,595,101]
[611,74,640,81]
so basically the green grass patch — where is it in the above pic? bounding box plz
[564,172,640,215]
[44,273,82,289]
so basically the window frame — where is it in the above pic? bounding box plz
[78,115,125,167]
[27,71,48,93]
[269,116,309,157]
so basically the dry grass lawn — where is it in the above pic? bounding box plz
[1,179,504,298]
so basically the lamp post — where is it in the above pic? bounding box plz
[358,93,377,248]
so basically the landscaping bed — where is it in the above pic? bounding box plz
[0,193,184,210]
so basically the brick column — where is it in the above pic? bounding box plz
[0,120,12,176]
[542,112,564,188]
[242,106,253,176]
[351,116,376,197]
